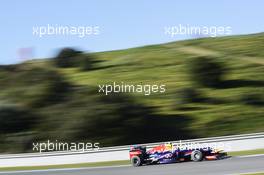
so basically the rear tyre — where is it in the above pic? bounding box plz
[131,156,142,167]
[191,150,203,161]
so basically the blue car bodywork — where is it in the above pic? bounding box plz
[129,144,227,166]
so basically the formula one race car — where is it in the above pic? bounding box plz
[129,142,227,167]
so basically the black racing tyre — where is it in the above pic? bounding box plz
[191,150,203,161]
[131,156,142,167]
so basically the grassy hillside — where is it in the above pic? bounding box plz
[0,33,263,153]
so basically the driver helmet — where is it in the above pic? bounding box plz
[165,142,173,150]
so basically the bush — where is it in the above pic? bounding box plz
[175,88,204,105]
[241,94,264,106]
[80,55,95,71]
[188,56,226,87]
[32,72,72,107]
[54,48,82,68]
[0,105,37,134]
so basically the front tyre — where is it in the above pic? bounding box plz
[191,150,203,162]
[131,156,142,167]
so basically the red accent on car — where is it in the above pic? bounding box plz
[184,150,192,156]
[129,150,142,159]
[205,155,217,160]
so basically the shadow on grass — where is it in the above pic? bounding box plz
[78,93,197,146]
[219,79,264,89]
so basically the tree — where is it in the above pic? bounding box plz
[176,88,203,105]
[80,55,95,71]
[188,56,226,87]
[54,48,82,68]
[0,105,37,134]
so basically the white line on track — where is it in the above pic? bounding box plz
[227,171,264,175]
[237,153,264,158]
[1,154,264,174]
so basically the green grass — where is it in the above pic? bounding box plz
[61,33,264,138]
[0,33,264,152]
[0,160,130,172]
[229,149,264,156]
[0,148,263,172]
[240,173,264,175]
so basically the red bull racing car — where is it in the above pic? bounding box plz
[129,142,227,167]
